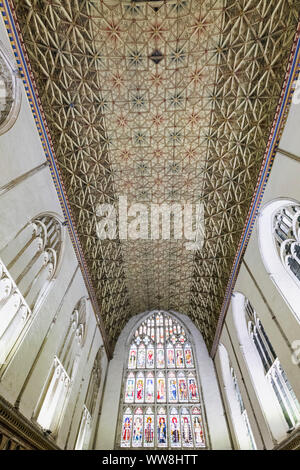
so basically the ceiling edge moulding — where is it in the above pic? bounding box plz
[0,0,113,359]
[211,22,300,358]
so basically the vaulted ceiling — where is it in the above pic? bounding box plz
[13,0,300,350]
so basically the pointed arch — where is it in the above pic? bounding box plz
[231,292,300,437]
[0,41,21,135]
[97,309,230,450]
[35,297,87,434]
[217,343,256,450]
[0,212,64,370]
[258,198,300,323]
[117,310,207,449]
[75,346,104,450]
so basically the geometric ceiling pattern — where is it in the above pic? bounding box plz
[13,0,300,350]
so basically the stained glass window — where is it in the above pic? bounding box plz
[119,311,206,449]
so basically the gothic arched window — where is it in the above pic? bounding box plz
[218,343,256,450]
[75,347,103,450]
[36,298,87,434]
[245,299,300,430]
[259,200,300,323]
[273,204,300,300]
[118,311,206,449]
[0,214,63,370]
[230,367,256,450]
[0,43,21,135]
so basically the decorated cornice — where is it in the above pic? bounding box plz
[0,395,60,450]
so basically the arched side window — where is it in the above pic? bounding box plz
[218,344,256,450]
[75,346,103,450]
[35,298,87,434]
[259,199,300,323]
[0,214,63,368]
[118,311,206,449]
[245,299,300,430]
[231,367,257,450]
[0,42,21,135]
[274,204,300,293]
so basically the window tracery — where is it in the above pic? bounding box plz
[119,311,206,449]
[0,43,21,135]
[274,204,300,298]
[75,347,103,449]
[0,214,63,369]
[36,298,86,433]
[230,366,256,450]
[245,299,300,430]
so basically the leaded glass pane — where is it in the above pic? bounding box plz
[167,345,175,368]
[145,373,155,403]
[146,347,154,368]
[156,346,165,368]
[181,408,193,447]
[157,408,167,448]
[184,344,194,368]
[175,345,184,368]
[132,408,143,447]
[178,373,188,402]
[128,344,137,369]
[170,408,181,447]
[125,373,135,403]
[192,408,205,447]
[121,409,132,447]
[144,409,154,447]
[188,374,199,401]
[157,373,166,403]
[168,372,178,403]
[137,344,146,369]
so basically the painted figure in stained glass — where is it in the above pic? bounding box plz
[178,377,188,402]
[167,347,175,368]
[135,377,144,402]
[170,416,181,446]
[157,376,166,402]
[121,414,132,446]
[137,345,146,368]
[181,415,193,446]
[192,415,204,446]
[145,375,154,403]
[146,348,154,368]
[125,374,135,403]
[128,347,137,369]
[169,377,177,402]
[132,414,143,447]
[188,377,198,401]
[157,416,167,445]
[144,415,154,446]
[176,347,184,368]
[184,347,193,367]
[157,347,165,368]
